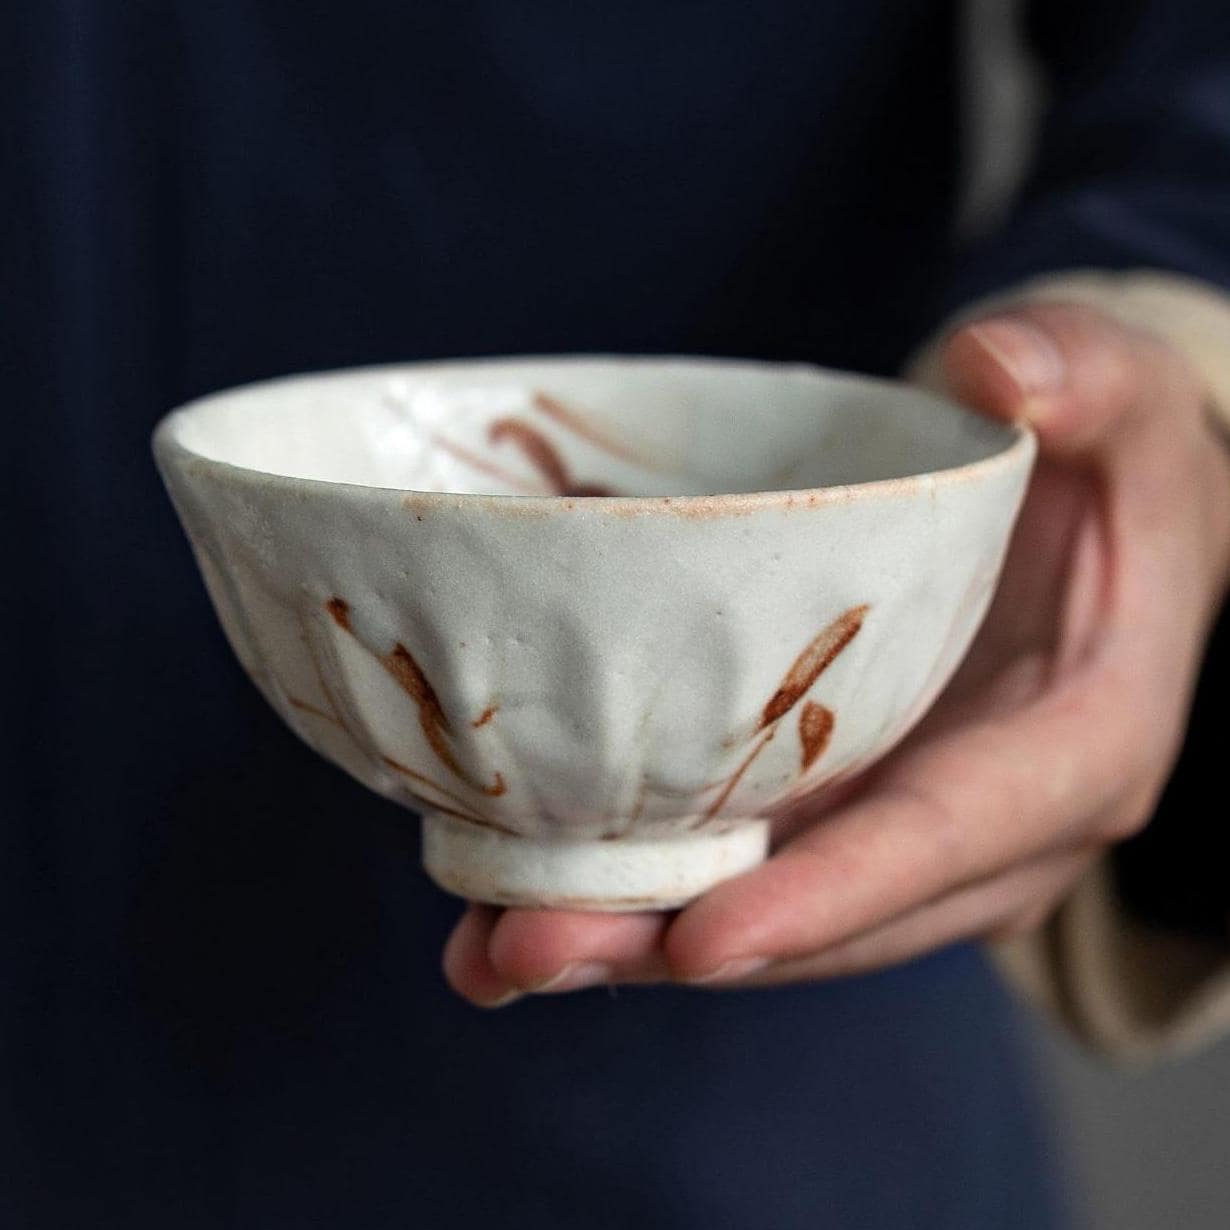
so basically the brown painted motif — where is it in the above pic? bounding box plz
[488,418,613,497]
[380,755,516,834]
[290,596,868,841]
[694,605,868,825]
[333,604,507,798]
[424,389,639,496]
[798,701,835,771]
[697,729,777,822]
[760,605,868,728]
[283,598,509,830]
[530,391,650,467]
[325,596,352,632]
[287,696,342,724]
[430,433,544,494]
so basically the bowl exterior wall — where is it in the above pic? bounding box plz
[157,445,1031,840]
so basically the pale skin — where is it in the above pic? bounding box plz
[444,303,1230,1008]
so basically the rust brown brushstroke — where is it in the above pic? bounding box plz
[326,599,506,797]
[286,670,449,809]
[489,417,613,497]
[530,391,650,467]
[430,432,543,493]
[798,701,835,771]
[298,607,363,741]
[325,596,352,632]
[303,619,365,755]
[490,418,570,489]
[471,704,499,729]
[293,611,361,755]
[694,606,867,825]
[379,761,471,819]
[759,605,869,729]
[696,729,776,824]
[288,696,347,727]
[563,481,615,496]
[380,752,488,817]
[290,607,510,832]
[380,756,515,832]
[382,643,506,797]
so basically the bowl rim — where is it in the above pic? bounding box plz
[151,353,1037,515]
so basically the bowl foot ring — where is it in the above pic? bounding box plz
[422,813,770,911]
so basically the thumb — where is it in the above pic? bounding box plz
[937,302,1196,461]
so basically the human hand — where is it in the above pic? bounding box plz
[443,303,1230,1007]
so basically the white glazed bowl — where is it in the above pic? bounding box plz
[154,357,1034,910]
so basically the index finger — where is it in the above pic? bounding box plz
[662,668,1133,982]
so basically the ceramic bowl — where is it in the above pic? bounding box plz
[153,356,1034,910]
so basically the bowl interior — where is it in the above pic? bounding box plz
[164,357,1019,497]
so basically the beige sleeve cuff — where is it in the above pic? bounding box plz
[994,862,1230,1065]
[909,269,1230,1064]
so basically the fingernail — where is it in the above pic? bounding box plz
[967,318,1067,399]
[475,988,524,1010]
[685,956,769,985]
[529,962,613,994]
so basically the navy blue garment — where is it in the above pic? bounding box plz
[5,2,1230,1226]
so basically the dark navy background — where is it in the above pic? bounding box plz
[6,2,1230,1226]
